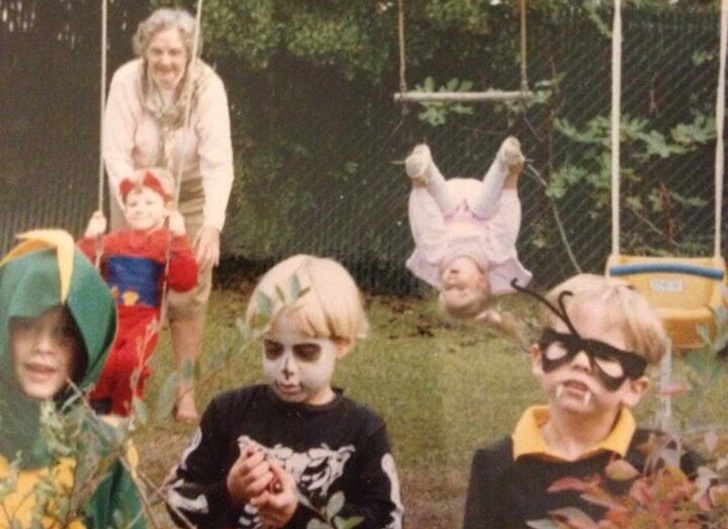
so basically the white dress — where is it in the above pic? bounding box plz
[406,178,532,295]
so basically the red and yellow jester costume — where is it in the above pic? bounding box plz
[78,227,197,415]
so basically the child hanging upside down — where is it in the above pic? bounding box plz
[404,136,533,321]
[78,167,198,416]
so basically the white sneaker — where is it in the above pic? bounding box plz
[497,136,525,168]
[405,144,432,183]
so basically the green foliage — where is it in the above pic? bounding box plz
[0,398,145,529]
[421,0,494,33]
[302,490,364,529]
[173,0,397,79]
[412,77,475,127]
[528,429,728,528]
[549,110,713,256]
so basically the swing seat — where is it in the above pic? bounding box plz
[605,254,727,350]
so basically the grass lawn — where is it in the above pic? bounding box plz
[135,280,728,529]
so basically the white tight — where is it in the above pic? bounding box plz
[424,154,508,218]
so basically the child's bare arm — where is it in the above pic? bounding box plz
[166,227,198,292]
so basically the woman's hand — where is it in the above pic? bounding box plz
[194,225,220,272]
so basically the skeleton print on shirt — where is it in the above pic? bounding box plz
[236,435,355,527]
[165,386,404,529]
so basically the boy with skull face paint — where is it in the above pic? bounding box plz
[166,255,403,529]
[462,274,702,529]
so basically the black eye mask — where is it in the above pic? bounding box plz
[511,279,647,392]
[538,328,646,391]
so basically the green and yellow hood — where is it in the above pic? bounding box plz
[0,230,117,467]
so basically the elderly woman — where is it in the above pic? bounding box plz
[103,8,234,422]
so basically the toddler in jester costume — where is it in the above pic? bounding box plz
[78,168,197,415]
[0,229,145,529]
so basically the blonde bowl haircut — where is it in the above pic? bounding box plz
[245,254,369,343]
[133,8,200,60]
[542,274,668,366]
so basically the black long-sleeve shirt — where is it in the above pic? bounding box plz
[463,417,702,529]
[167,385,403,529]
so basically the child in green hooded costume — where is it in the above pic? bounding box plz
[0,229,145,529]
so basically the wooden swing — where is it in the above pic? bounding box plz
[605,0,727,351]
[392,0,533,105]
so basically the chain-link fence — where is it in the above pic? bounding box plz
[1,4,724,295]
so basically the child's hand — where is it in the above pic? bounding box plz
[84,211,107,239]
[226,445,274,505]
[250,460,298,528]
[168,210,187,237]
[476,309,529,350]
[475,308,502,326]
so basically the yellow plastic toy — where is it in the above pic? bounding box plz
[604,0,727,352]
[606,255,726,350]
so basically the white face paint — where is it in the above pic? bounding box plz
[263,316,340,405]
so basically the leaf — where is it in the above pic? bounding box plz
[155,372,179,420]
[526,520,560,529]
[547,507,598,529]
[130,397,148,426]
[581,489,627,511]
[235,316,252,339]
[307,519,330,529]
[658,381,691,398]
[708,484,728,507]
[334,515,364,529]
[256,290,274,317]
[326,491,345,518]
[547,476,593,493]
[275,284,286,303]
[636,129,671,158]
[289,274,303,299]
[251,312,270,332]
[295,487,314,510]
[629,478,653,505]
[704,429,719,455]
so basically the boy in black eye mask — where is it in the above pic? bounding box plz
[462,274,702,529]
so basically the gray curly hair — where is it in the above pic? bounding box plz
[132,8,200,59]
